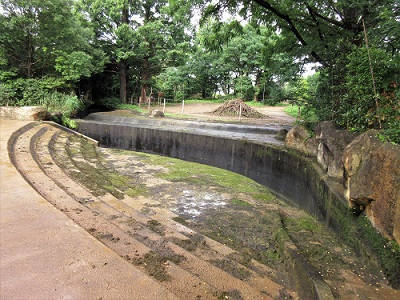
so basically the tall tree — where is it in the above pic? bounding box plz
[194,0,397,66]
[79,0,137,103]
[0,0,103,82]
[80,0,190,103]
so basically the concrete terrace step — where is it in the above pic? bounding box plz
[10,122,289,299]
[2,120,179,300]
[51,128,288,295]
[9,123,219,299]
[45,125,288,299]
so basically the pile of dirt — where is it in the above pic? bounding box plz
[211,99,265,118]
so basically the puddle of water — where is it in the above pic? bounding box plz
[174,190,227,218]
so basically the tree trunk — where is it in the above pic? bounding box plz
[253,70,262,101]
[119,61,128,103]
[140,57,150,105]
[119,6,129,104]
[26,29,34,78]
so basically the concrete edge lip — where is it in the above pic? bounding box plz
[81,113,287,146]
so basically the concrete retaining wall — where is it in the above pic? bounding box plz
[76,119,400,289]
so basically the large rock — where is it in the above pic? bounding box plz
[314,121,357,178]
[285,125,318,157]
[343,130,400,244]
[149,109,165,118]
[0,106,48,121]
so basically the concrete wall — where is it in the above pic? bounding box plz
[76,120,400,288]
[77,121,344,223]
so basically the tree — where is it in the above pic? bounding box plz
[190,0,399,138]
[80,0,190,104]
[0,0,105,105]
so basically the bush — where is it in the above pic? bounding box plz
[0,77,70,106]
[42,92,83,117]
[97,96,121,109]
[0,77,87,129]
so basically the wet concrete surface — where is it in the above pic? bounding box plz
[83,113,289,145]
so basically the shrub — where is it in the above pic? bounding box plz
[97,96,121,109]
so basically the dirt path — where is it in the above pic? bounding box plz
[150,102,296,126]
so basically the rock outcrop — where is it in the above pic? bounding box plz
[343,130,400,244]
[0,106,48,121]
[285,125,318,157]
[314,121,357,178]
[274,128,288,141]
[285,122,400,245]
[149,110,165,118]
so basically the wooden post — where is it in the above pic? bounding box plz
[182,100,185,113]
[239,102,242,121]
[163,98,166,113]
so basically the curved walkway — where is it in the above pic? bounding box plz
[0,120,177,300]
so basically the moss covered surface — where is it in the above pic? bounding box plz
[52,130,400,292]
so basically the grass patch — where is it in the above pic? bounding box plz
[246,100,265,107]
[149,156,273,195]
[284,104,319,125]
[284,104,301,118]
[184,99,224,104]
[290,215,323,234]
[231,198,252,207]
[115,103,147,113]
[253,193,276,202]
[125,185,148,197]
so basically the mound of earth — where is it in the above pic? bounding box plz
[211,99,265,118]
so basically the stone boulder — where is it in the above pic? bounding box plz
[274,128,288,141]
[343,130,400,244]
[0,106,48,121]
[149,110,165,118]
[314,121,357,178]
[285,125,318,157]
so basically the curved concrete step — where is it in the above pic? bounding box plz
[53,130,289,292]
[9,123,223,299]
[11,122,291,299]
[43,125,288,299]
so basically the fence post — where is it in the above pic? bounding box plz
[163,98,166,113]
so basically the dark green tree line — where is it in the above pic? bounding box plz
[187,0,399,141]
[0,0,399,141]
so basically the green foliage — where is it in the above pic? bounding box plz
[0,0,103,81]
[55,51,96,81]
[97,97,121,109]
[337,46,400,131]
[42,92,84,117]
[0,77,70,106]
[234,76,254,101]
[1,0,399,143]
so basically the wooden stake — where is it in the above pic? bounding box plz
[163,98,166,113]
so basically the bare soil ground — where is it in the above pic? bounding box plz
[149,102,296,126]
